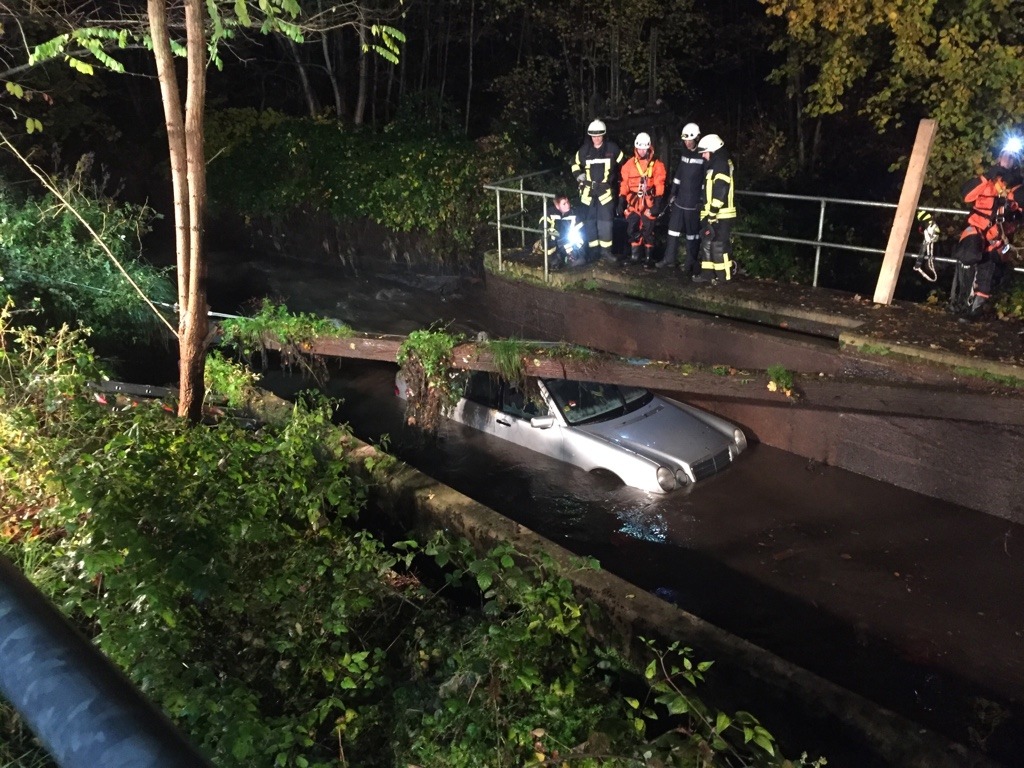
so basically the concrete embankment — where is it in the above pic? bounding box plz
[340,437,997,768]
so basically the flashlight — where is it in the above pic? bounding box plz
[1002,136,1023,156]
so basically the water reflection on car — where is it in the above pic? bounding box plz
[397,371,746,493]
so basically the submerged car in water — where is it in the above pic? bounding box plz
[396,371,746,493]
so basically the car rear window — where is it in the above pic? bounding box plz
[543,379,653,425]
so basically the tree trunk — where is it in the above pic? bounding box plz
[322,31,344,118]
[464,0,474,135]
[147,0,207,421]
[355,12,368,125]
[180,0,209,422]
[285,36,320,117]
[147,0,189,315]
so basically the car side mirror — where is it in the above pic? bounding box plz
[530,416,556,429]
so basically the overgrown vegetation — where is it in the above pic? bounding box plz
[218,299,351,383]
[0,172,174,347]
[0,304,811,767]
[994,275,1024,321]
[396,326,465,434]
[205,109,526,263]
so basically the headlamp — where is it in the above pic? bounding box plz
[1002,136,1023,156]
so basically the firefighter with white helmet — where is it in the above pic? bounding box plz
[695,133,736,283]
[656,121,706,273]
[571,119,624,262]
[617,131,667,265]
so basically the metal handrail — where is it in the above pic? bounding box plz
[484,171,1021,288]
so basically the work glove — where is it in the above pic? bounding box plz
[616,197,626,217]
[576,173,587,184]
[651,196,664,217]
[701,219,717,241]
[668,194,677,209]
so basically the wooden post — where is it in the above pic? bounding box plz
[873,118,938,305]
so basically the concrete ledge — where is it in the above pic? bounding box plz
[344,440,995,768]
[840,331,1024,384]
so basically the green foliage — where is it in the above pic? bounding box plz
[485,337,528,386]
[203,349,261,407]
[397,326,464,434]
[204,109,524,261]
[0,178,174,346]
[734,202,814,283]
[767,364,795,396]
[759,0,1024,197]
[0,300,110,541]
[217,299,350,383]
[993,275,1024,320]
[394,537,639,767]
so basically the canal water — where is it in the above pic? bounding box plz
[212,254,1024,766]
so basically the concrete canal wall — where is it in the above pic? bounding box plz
[480,274,1024,524]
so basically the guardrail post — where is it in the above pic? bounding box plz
[495,188,503,272]
[541,196,550,282]
[519,178,526,249]
[814,200,826,287]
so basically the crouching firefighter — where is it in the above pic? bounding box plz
[540,194,588,269]
[696,134,737,283]
[953,144,1023,317]
[617,132,667,264]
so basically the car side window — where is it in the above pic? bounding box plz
[464,372,501,408]
[502,385,545,421]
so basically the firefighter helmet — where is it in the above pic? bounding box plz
[681,123,700,141]
[587,120,607,136]
[634,132,652,150]
[697,134,724,153]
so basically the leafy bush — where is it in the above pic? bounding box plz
[0,178,174,346]
[734,201,814,283]
[205,109,525,261]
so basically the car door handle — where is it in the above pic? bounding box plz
[496,418,512,427]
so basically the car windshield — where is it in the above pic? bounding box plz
[543,379,653,426]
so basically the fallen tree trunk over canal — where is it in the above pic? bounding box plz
[266,333,1024,428]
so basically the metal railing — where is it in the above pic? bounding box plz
[483,171,1021,288]
[0,554,212,768]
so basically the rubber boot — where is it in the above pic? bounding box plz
[654,251,676,269]
[629,244,643,263]
[966,294,988,318]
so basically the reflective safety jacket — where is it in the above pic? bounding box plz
[540,205,585,255]
[571,140,624,206]
[958,164,1023,261]
[699,150,736,222]
[619,149,667,216]
[669,147,704,209]
[962,165,1022,233]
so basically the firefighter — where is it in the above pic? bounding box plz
[616,132,667,265]
[571,119,624,263]
[696,133,736,283]
[540,194,588,269]
[656,122,705,275]
[954,146,1023,317]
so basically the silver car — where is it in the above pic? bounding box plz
[397,371,746,493]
